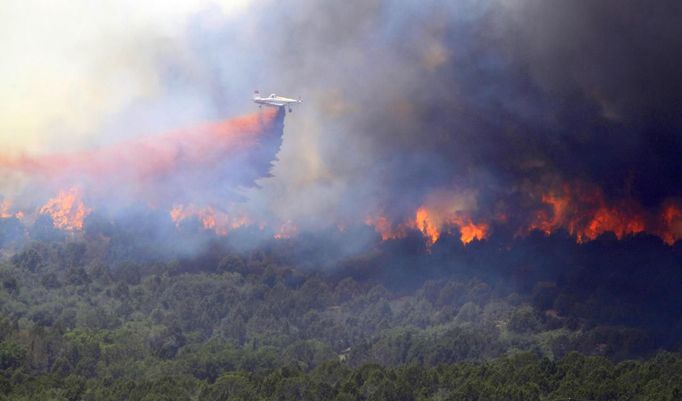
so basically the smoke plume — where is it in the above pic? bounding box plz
[2,0,682,247]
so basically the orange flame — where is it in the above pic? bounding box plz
[274,221,298,240]
[366,205,489,246]
[415,207,441,245]
[170,204,250,236]
[39,187,91,231]
[458,218,489,244]
[365,214,404,240]
[578,207,646,242]
[411,205,489,245]
[524,183,681,243]
[527,193,569,235]
[660,203,682,245]
[0,200,24,220]
[1,200,13,219]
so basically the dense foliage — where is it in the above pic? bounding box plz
[0,222,681,400]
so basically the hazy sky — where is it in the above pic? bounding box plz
[0,0,252,153]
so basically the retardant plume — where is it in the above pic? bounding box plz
[1,108,284,211]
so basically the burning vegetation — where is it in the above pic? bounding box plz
[38,187,91,231]
[3,179,681,249]
[523,183,682,245]
[365,206,489,246]
[170,204,252,236]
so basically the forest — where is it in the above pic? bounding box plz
[0,213,681,400]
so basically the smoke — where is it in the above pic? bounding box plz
[0,0,252,153]
[2,0,682,248]
[241,0,682,232]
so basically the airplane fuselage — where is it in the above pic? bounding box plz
[253,93,302,108]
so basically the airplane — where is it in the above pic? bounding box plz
[253,90,302,112]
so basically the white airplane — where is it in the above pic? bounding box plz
[253,90,302,112]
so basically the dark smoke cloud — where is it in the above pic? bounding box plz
[4,0,680,239]
[157,0,682,225]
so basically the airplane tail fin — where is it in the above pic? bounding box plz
[253,90,260,99]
